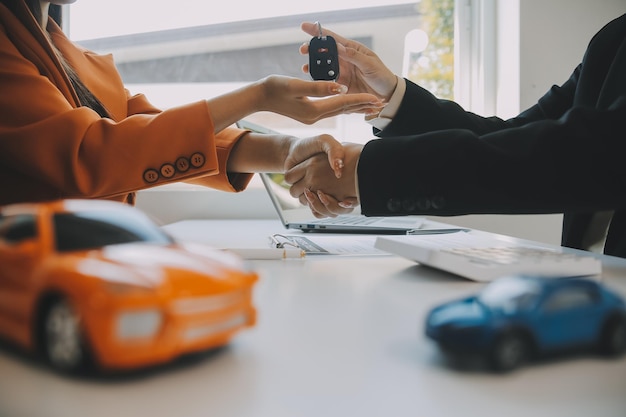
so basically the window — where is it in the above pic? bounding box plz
[542,287,598,313]
[64,1,465,221]
[66,1,456,142]
[0,215,37,243]
[404,0,455,99]
[53,211,172,252]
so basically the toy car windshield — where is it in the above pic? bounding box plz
[478,276,542,312]
[54,210,174,252]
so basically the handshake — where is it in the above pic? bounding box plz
[283,135,364,219]
[276,20,401,219]
[231,21,402,220]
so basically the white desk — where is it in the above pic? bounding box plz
[1,219,625,417]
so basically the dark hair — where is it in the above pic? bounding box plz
[22,0,110,118]
[48,4,62,25]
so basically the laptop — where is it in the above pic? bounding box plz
[236,120,424,234]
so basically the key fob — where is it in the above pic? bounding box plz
[308,35,340,81]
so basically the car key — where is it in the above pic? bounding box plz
[308,22,340,81]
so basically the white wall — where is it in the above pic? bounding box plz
[519,0,624,111]
[138,0,626,246]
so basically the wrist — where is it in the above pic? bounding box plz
[280,136,298,170]
[343,143,363,198]
[382,74,399,102]
[248,79,267,112]
[367,76,405,129]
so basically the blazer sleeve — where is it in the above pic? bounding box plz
[378,70,579,138]
[358,95,626,217]
[122,64,252,193]
[123,90,253,192]
[0,25,252,203]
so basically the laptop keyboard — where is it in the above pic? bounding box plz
[312,215,379,225]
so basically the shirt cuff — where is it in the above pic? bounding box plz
[354,156,361,204]
[366,76,406,131]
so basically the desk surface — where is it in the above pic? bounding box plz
[1,219,625,417]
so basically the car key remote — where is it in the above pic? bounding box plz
[308,24,340,81]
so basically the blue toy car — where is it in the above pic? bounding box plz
[425,275,626,371]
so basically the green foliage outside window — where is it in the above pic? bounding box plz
[408,0,455,99]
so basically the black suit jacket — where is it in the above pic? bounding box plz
[358,13,626,257]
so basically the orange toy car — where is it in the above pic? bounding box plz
[0,199,257,373]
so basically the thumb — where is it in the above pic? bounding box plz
[285,135,345,178]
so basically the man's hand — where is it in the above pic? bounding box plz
[300,23,398,102]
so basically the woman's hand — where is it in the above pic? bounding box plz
[300,22,398,102]
[256,75,384,124]
[284,133,346,179]
[228,131,348,189]
[207,75,382,133]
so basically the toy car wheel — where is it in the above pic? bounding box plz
[490,331,528,372]
[41,298,91,373]
[599,315,626,356]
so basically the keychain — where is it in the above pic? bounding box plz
[308,22,340,81]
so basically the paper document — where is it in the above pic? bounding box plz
[270,234,388,255]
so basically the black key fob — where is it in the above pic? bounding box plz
[308,35,340,81]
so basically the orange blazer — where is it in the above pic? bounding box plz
[0,1,252,205]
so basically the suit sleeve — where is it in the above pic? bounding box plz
[358,96,626,217]
[377,68,579,138]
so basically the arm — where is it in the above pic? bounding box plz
[0,16,366,203]
[286,98,626,217]
[359,98,626,216]
[290,15,626,217]
[301,21,580,138]
[206,75,383,133]
[379,70,579,138]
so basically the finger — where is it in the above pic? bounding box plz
[338,197,359,209]
[284,159,308,185]
[304,188,337,218]
[317,191,355,216]
[320,139,345,179]
[337,45,379,71]
[289,79,349,98]
[314,93,384,107]
[298,191,325,219]
[315,97,386,114]
[301,22,358,51]
[311,209,327,219]
[301,22,322,38]
[284,136,344,176]
[289,178,306,198]
[313,135,345,179]
[303,96,385,121]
